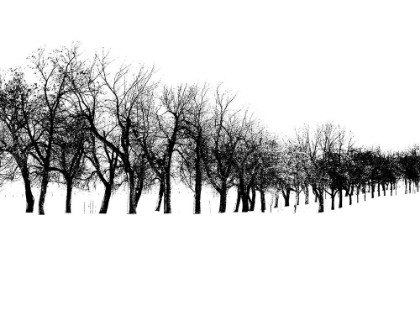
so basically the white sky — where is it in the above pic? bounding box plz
[2,0,420,151]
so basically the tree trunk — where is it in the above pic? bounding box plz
[249,187,256,211]
[193,180,202,215]
[234,188,241,212]
[22,169,34,213]
[193,153,202,214]
[155,179,164,212]
[127,171,137,214]
[318,189,324,213]
[99,184,112,214]
[378,182,381,197]
[38,138,54,215]
[163,169,172,214]
[405,179,408,194]
[65,180,73,214]
[331,193,335,210]
[382,184,386,196]
[38,173,49,215]
[338,188,343,208]
[363,185,366,201]
[356,187,360,203]
[304,185,309,204]
[134,179,144,210]
[274,192,279,208]
[371,183,375,199]
[240,178,249,213]
[294,189,299,213]
[219,184,228,213]
[282,189,290,207]
[260,189,266,213]
[349,186,354,205]
[241,191,249,212]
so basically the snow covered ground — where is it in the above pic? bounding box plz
[0,182,419,315]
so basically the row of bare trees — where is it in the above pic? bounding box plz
[277,124,420,212]
[1,44,419,214]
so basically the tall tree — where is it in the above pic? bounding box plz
[69,48,157,214]
[26,46,77,214]
[203,87,242,213]
[232,113,263,213]
[177,84,211,214]
[253,133,280,212]
[0,70,36,213]
[292,123,344,213]
[157,85,196,213]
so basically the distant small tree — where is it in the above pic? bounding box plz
[345,148,371,204]
[292,123,345,213]
[398,146,420,194]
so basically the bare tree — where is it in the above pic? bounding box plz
[0,70,36,213]
[273,144,294,208]
[283,140,309,213]
[344,148,369,204]
[292,124,337,213]
[203,86,242,213]
[49,110,90,213]
[68,48,157,214]
[398,146,420,195]
[26,46,77,214]
[135,84,196,213]
[232,115,264,212]
[177,84,211,214]
[130,95,166,212]
[251,133,279,212]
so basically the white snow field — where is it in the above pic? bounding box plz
[0,182,420,315]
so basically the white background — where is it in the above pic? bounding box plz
[1,0,420,150]
[1,1,420,314]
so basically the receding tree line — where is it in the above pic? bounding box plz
[0,43,419,214]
